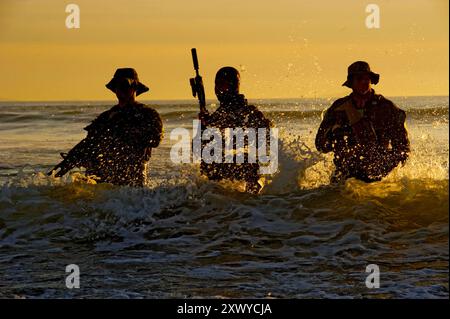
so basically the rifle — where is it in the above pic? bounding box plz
[189,48,207,122]
[47,137,93,177]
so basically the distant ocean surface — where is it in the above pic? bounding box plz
[0,96,448,298]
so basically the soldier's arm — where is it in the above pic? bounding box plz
[141,108,163,148]
[315,107,337,153]
[199,110,212,127]
[250,108,274,151]
[249,107,273,129]
[388,106,410,164]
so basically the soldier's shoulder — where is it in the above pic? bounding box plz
[246,104,263,116]
[246,104,272,127]
[247,104,269,121]
[134,103,161,118]
[328,96,351,112]
[134,102,157,112]
[84,105,117,131]
[374,94,406,123]
[98,105,119,118]
[374,94,406,117]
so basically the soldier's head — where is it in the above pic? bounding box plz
[342,61,379,95]
[215,67,240,101]
[113,78,137,101]
[106,68,149,103]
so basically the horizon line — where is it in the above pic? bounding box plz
[0,94,448,103]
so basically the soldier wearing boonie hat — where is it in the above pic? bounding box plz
[315,61,410,183]
[49,68,163,187]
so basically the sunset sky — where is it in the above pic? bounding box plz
[0,0,448,101]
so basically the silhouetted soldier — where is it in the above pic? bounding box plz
[200,67,272,193]
[49,68,163,187]
[315,61,410,183]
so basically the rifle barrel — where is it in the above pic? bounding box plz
[191,48,199,71]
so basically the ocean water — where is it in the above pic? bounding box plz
[0,96,448,298]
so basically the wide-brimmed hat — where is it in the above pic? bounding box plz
[342,61,380,88]
[106,68,149,96]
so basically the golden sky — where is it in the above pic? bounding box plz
[0,0,448,101]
